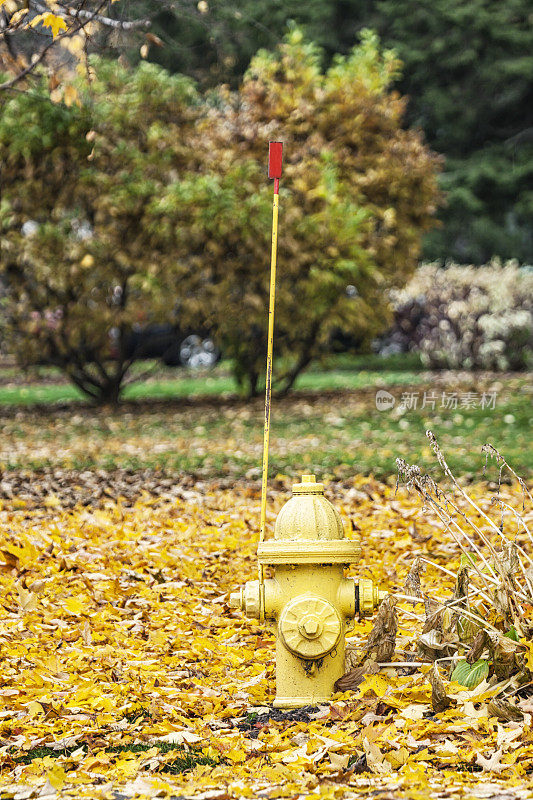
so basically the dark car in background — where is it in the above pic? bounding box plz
[110,324,220,368]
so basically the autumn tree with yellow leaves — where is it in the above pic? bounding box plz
[153,29,442,395]
[1,30,441,401]
[0,60,200,402]
[0,0,151,97]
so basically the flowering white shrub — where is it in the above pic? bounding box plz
[380,261,533,370]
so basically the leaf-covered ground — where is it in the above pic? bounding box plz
[2,474,533,799]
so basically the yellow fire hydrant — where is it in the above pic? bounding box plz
[230,474,386,708]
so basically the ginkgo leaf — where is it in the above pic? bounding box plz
[363,738,391,775]
[385,747,408,769]
[475,748,507,773]
[63,596,85,615]
[400,703,427,720]
[226,749,246,763]
[156,731,202,745]
[356,674,389,698]
[27,700,44,718]
[46,766,66,790]
[17,584,38,612]
[329,752,350,769]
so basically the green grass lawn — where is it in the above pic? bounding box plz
[0,354,425,406]
[0,356,531,481]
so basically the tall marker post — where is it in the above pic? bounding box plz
[258,141,283,621]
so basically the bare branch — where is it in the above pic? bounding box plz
[60,3,150,30]
[0,0,148,91]
[0,36,58,91]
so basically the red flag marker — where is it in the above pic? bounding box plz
[268,141,283,193]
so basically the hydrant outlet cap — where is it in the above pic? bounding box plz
[292,474,324,495]
[229,589,243,609]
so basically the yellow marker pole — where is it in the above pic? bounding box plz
[259,143,283,620]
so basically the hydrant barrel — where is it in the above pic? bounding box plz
[232,474,385,708]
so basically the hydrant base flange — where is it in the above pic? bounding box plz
[273,696,332,709]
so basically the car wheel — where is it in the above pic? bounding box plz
[162,344,181,367]
[179,335,219,369]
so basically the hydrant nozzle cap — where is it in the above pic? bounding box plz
[292,474,324,495]
[229,589,243,609]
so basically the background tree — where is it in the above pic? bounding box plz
[124,0,346,86]
[152,30,441,396]
[0,60,199,403]
[137,0,533,264]
[375,0,533,263]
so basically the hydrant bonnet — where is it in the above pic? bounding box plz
[258,475,361,565]
[274,474,344,541]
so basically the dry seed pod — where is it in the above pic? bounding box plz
[363,595,398,662]
[429,662,453,713]
[466,630,490,664]
[334,658,378,693]
[487,698,523,722]
[404,557,423,600]
[491,633,519,680]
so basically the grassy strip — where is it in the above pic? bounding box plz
[0,368,425,406]
[0,354,424,407]
[1,357,530,480]
[12,741,218,775]
[12,745,84,764]
[0,374,237,406]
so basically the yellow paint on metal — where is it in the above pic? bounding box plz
[273,473,344,541]
[231,474,386,708]
[258,190,280,620]
[358,577,388,616]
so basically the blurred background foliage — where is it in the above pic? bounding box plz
[130,0,533,265]
[0,62,201,402]
[0,0,532,405]
[379,261,533,371]
[151,30,440,395]
[0,31,439,401]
